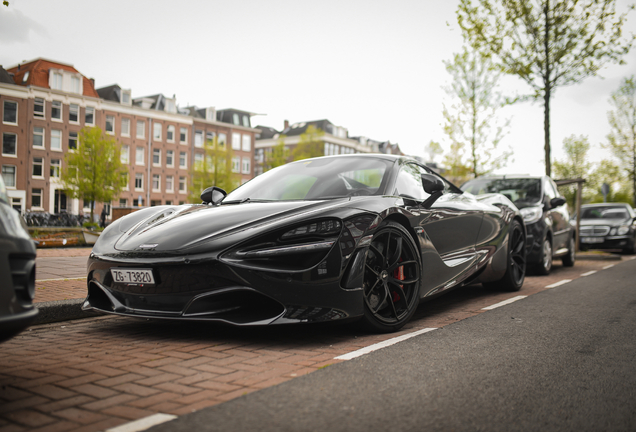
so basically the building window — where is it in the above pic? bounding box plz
[232,156,240,173]
[167,125,175,142]
[51,130,62,151]
[166,175,174,192]
[153,148,161,166]
[242,115,250,128]
[119,198,127,207]
[194,130,203,148]
[218,133,227,149]
[2,133,17,156]
[136,120,145,138]
[121,118,130,137]
[121,90,131,105]
[135,173,143,191]
[32,157,43,178]
[166,150,174,167]
[153,123,162,141]
[121,145,129,164]
[51,101,62,120]
[31,188,43,208]
[121,172,129,191]
[179,151,187,168]
[205,131,215,146]
[2,165,16,188]
[194,153,204,168]
[136,146,144,165]
[85,106,95,125]
[69,104,79,123]
[242,157,251,174]
[233,113,240,125]
[68,131,78,150]
[242,135,251,152]
[3,100,17,124]
[152,174,161,192]
[34,98,45,119]
[232,133,241,150]
[51,72,62,90]
[71,76,80,93]
[180,127,187,144]
[33,127,45,149]
[50,159,61,178]
[105,115,115,134]
[179,176,187,193]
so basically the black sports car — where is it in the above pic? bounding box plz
[84,155,526,332]
[0,174,38,342]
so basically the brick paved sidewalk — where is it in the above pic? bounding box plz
[34,248,92,304]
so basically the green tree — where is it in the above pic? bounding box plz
[292,125,324,161]
[443,141,473,186]
[423,140,443,163]
[458,0,634,176]
[552,135,594,207]
[188,137,240,203]
[604,75,636,206]
[265,136,290,171]
[442,45,512,177]
[61,127,127,221]
[588,159,631,203]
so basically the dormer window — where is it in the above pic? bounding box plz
[121,89,131,105]
[165,98,176,113]
[71,76,80,93]
[22,71,29,84]
[206,107,216,122]
[51,72,63,90]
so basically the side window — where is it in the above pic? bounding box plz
[394,164,428,200]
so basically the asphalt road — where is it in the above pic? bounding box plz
[149,258,636,432]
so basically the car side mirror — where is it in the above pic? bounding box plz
[200,186,227,205]
[550,197,566,209]
[421,174,444,194]
[421,174,445,209]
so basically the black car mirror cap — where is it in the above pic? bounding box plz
[550,197,567,209]
[421,174,445,194]
[201,186,227,205]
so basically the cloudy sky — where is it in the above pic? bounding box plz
[1,0,634,176]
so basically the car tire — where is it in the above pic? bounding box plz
[561,234,576,267]
[484,220,526,292]
[623,238,635,255]
[535,236,553,275]
[360,221,421,333]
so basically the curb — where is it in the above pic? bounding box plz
[33,299,101,325]
[575,252,623,261]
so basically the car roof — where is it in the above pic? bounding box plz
[581,203,631,208]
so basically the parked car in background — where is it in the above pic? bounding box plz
[0,175,38,342]
[576,203,636,254]
[461,175,576,275]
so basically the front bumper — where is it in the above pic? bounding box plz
[579,235,633,251]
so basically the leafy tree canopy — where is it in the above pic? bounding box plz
[188,137,240,203]
[265,136,290,171]
[61,127,128,220]
[292,125,325,161]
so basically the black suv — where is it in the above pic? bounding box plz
[461,175,576,275]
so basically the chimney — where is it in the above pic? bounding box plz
[89,78,95,88]
[284,119,289,130]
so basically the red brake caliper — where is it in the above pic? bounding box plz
[392,261,404,302]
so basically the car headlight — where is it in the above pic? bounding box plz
[617,225,630,235]
[281,219,342,240]
[520,206,543,224]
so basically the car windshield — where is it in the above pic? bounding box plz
[224,156,392,202]
[581,207,630,220]
[461,178,542,206]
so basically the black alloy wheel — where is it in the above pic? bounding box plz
[487,219,526,291]
[361,221,421,332]
[561,234,576,267]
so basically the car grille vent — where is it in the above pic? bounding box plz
[579,226,610,236]
[8,253,36,301]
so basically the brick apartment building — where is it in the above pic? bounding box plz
[0,58,258,221]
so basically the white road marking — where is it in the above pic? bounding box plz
[334,328,438,360]
[581,271,597,277]
[481,295,527,310]
[603,264,615,269]
[36,277,85,282]
[106,414,177,432]
[545,279,572,288]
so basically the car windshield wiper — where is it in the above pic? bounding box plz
[222,198,251,205]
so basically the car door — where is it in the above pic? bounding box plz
[544,177,570,251]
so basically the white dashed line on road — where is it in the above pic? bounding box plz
[581,271,598,277]
[545,279,572,288]
[106,413,177,432]
[603,264,616,269]
[482,295,527,310]
[334,328,438,360]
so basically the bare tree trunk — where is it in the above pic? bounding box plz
[543,0,552,177]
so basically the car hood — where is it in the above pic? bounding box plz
[578,218,631,227]
[113,200,347,252]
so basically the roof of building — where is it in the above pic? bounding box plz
[6,58,99,98]
[96,84,122,102]
[281,119,336,137]
[0,66,14,84]
[254,125,280,140]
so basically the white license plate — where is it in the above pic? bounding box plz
[581,237,604,244]
[111,268,155,285]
